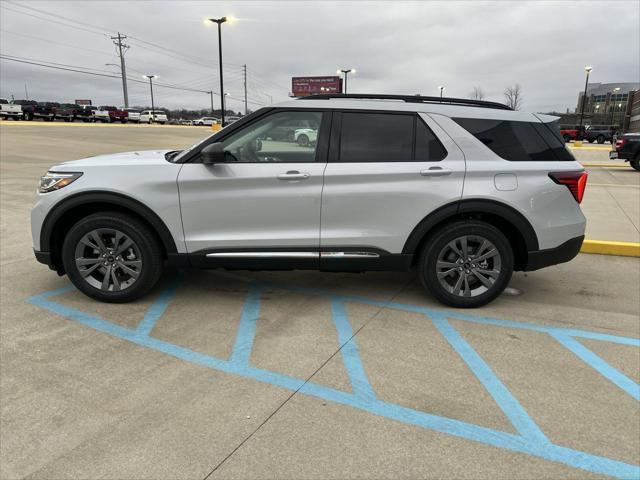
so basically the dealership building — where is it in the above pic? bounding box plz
[576,82,640,129]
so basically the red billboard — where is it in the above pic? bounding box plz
[292,76,342,97]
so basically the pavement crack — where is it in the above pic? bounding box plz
[201,276,415,479]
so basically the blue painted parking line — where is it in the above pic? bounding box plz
[135,272,184,336]
[432,314,550,444]
[27,278,640,479]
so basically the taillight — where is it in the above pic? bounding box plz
[615,138,627,150]
[549,171,588,203]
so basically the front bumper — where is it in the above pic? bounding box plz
[525,236,584,271]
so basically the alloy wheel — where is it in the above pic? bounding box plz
[436,235,502,298]
[74,228,142,292]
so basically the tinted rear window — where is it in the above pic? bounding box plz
[454,118,573,161]
[340,113,414,162]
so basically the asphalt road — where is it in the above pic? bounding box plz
[1,123,638,479]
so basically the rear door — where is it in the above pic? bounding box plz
[320,110,465,267]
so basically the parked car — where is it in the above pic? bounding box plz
[584,125,618,144]
[73,105,95,123]
[194,117,219,126]
[54,104,78,122]
[139,110,168,124]
[559,124,583,143]
[93,106,128,123]
[123,108,141,123]
[30,93,588,308]
[267,118,320,141]
[294,127,317,146]
[610,133,640,171]
[12,99,37,120]
[0,98,23,120]
[226,116,241,125]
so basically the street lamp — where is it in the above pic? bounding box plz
[208,17,230,126]
[337,68,355,94]
[438,85,445,101]
[143,75,157,119]
[578,66,592,140]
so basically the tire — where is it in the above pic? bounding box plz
[631,159,640,171]
[597,135,605,144]
[121,119,127,124]
[297,134,309,146]
[61,212,164,303]
[563,134,571,143]
[418,220,514,308]
[23,111,33,121]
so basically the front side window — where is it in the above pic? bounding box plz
[217,110,323,163]
[339,113,413,162]
[454,118,573,161]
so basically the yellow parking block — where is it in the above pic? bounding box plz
[581,163,629,168]
[568,144,613,151]
[581,240,640,257]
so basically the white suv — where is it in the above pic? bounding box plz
[31,94,587,307]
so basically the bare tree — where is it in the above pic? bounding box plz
[504,84,523,110]
[469,86,485,100]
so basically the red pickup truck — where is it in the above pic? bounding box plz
[94,105,128,123]
[559,125,583,143]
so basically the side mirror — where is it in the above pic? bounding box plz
[201,143,225,165]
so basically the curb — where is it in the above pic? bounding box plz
[581,240,640,257]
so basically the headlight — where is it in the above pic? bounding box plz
[39,172,83,193]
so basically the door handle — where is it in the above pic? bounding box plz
[420,166,453,177]
[277,171,310,181]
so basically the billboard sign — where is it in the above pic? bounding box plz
[75,99,93,105]
[292,76,342,97]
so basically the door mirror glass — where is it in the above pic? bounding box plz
[201,143,225,164]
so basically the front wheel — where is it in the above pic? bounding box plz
[630,159,640,171]
[596,135,605,144]
[297,134,309,146]
[62,212,163,303]
[419,221,514,308]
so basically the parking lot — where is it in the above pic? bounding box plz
[1,122,639,479]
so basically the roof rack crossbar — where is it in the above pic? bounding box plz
[299,93,512,110]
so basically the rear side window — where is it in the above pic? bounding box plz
[415,118,447,161]
[340,113,413,162]
[454,118,573,161]
[338,113,446,162]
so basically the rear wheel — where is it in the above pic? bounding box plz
[630,159,640,171]
[297,134,309,146]
[419,221,514,308]
[23,111,33,121]
[62,212,163,303]
[597,135,605,144]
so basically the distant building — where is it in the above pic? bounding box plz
[576,82,639,127]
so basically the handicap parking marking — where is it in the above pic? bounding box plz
[27,276,640,479]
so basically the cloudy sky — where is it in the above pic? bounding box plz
[1,0,638,113]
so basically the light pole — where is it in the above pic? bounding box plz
[208,17,228,126]
[143,75,156,118]
[438,85,445,101]
[578,66,592,140]
[208,91,214,114]
[338,68,355,94]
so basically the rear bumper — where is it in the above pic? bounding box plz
[525,235,584,271]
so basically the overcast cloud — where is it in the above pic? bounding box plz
[1,0,638,113]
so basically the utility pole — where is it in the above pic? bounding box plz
[111,32,129,108]
[243,64,248,115]
[208,91,214,114]
[24,83,29,100]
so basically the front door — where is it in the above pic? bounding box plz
[178,110,329,268]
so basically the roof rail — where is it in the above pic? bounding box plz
[299,93,512,111]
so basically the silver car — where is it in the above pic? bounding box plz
[31,94,587,307]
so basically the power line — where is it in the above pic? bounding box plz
[3,0,111,33]
[0,29,114,58]
[0,4,108,38]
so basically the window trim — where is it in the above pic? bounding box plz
[185,108,332,164]
[328,109,447,163]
